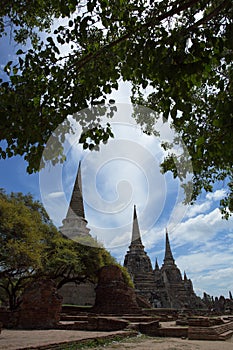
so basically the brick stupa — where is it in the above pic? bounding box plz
[59,162,91,241]
[124,207,204,309]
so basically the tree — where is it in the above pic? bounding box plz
[0,0,78,44]
[0,1,232,214]
[0,190,116,310]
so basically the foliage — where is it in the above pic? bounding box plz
[0,189,54,309]
[116,264,134,288]
[0,190,115,310]
[0,0,78,45]
[45,234,116,290]
[0,1,232,214]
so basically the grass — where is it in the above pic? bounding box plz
[62,304,92,308]
[55,334,149,350]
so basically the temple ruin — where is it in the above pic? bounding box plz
[59,162,96,305]
[124,206,204,309]
[59,161,91,241]
[60,162,209,309]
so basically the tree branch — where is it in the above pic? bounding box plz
[187,0,231,31]
[66,0,230,75]
[68,0,203,71]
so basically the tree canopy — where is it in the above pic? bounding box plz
[0,190,116,310]
[0,0,78,43]
[0,0,232,215]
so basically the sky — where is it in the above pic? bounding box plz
[1,28,233,300]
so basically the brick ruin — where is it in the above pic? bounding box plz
[124,206,205,309]
[203,292,233,314]
[92,265,141,314]
[0,279,63,329]
[17,279,63,329]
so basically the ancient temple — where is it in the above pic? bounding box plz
[124,206,204,309]
[60,161,204,309]
[59,162,92,242]
[123,205,156,302]
[59,162,96,305]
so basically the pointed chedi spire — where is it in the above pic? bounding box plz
[66,161,85,219]
[184,271,187,281]
[130,205,143,246]
[124,205,154,289]
[60,160,91,239]
[155,257,159,270]
[163,228,175,265]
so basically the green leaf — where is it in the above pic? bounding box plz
[196,136,205,146]
[16,49,24,55]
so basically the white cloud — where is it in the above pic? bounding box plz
[186,201,212,218]
[171,208,232,248]
[184,189,227,219]
[194,267,233,297]
[167,204,233,297]
[176,251,233,274]
[47,191,64,198]
[206,189,226,201]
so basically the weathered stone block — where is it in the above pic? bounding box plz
[92,265,141,315]
[138,320,160,335]
[17,279,63,329]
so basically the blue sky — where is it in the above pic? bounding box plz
[1,32,233,299]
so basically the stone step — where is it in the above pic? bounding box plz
[121,316,156,322]
[60,314,88,321]
[213,322,233,334]
[188,321,233,341]
[219,330,233,340]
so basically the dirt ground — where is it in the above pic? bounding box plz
[0,329,130,349]
[97,335,233,350]
[0,329,232,350]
